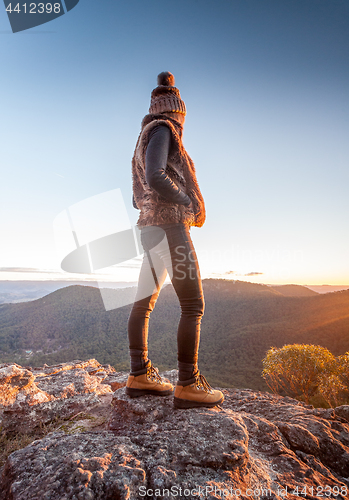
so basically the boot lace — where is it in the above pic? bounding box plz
[146,364,163,385]
[194,372,214,394]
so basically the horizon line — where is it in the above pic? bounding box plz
[0,277,348,288]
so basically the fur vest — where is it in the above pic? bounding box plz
[132,114,206,228]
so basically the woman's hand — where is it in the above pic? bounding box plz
[185,198,194,211]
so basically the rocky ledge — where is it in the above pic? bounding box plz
[0,360,348,499]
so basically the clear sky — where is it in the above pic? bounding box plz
[0,0,348,285]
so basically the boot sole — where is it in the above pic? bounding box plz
[174,396,224,409]
[126,387,173,398]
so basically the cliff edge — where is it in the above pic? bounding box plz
[0,360,348,499]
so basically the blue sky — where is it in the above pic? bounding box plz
[0,0,348,285]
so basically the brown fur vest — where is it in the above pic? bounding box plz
[132,114,206,227]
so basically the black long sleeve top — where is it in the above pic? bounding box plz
[133,125,191,209]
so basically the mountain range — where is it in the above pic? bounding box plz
[0,280,348,390]
[0,279,348,304]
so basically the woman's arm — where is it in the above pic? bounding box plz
[132,194,138,209]
[145,125,191,206]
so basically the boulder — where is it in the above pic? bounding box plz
[0,365,348,499]
[0,364,48,407]
[0,432,146,500]
[0,359,117,434]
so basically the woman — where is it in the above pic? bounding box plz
[126,72,223,409]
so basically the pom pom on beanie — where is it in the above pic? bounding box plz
[157,71,175,87]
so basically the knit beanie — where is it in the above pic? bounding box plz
[149,72,186,116]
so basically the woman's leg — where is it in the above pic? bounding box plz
[127,227,168,372]
[163,224,205,380]
[166,226,224,408]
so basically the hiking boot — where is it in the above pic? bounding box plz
[126,361,174,397]
[174,371,224,409]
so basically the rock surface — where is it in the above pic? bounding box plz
[0,359,125,434]
[0,363,349,499]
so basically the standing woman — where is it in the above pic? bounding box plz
[126,72,223,409]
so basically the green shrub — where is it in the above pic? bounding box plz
[262,344,337,404]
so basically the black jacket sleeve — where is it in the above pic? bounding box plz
[145,125,191,206]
